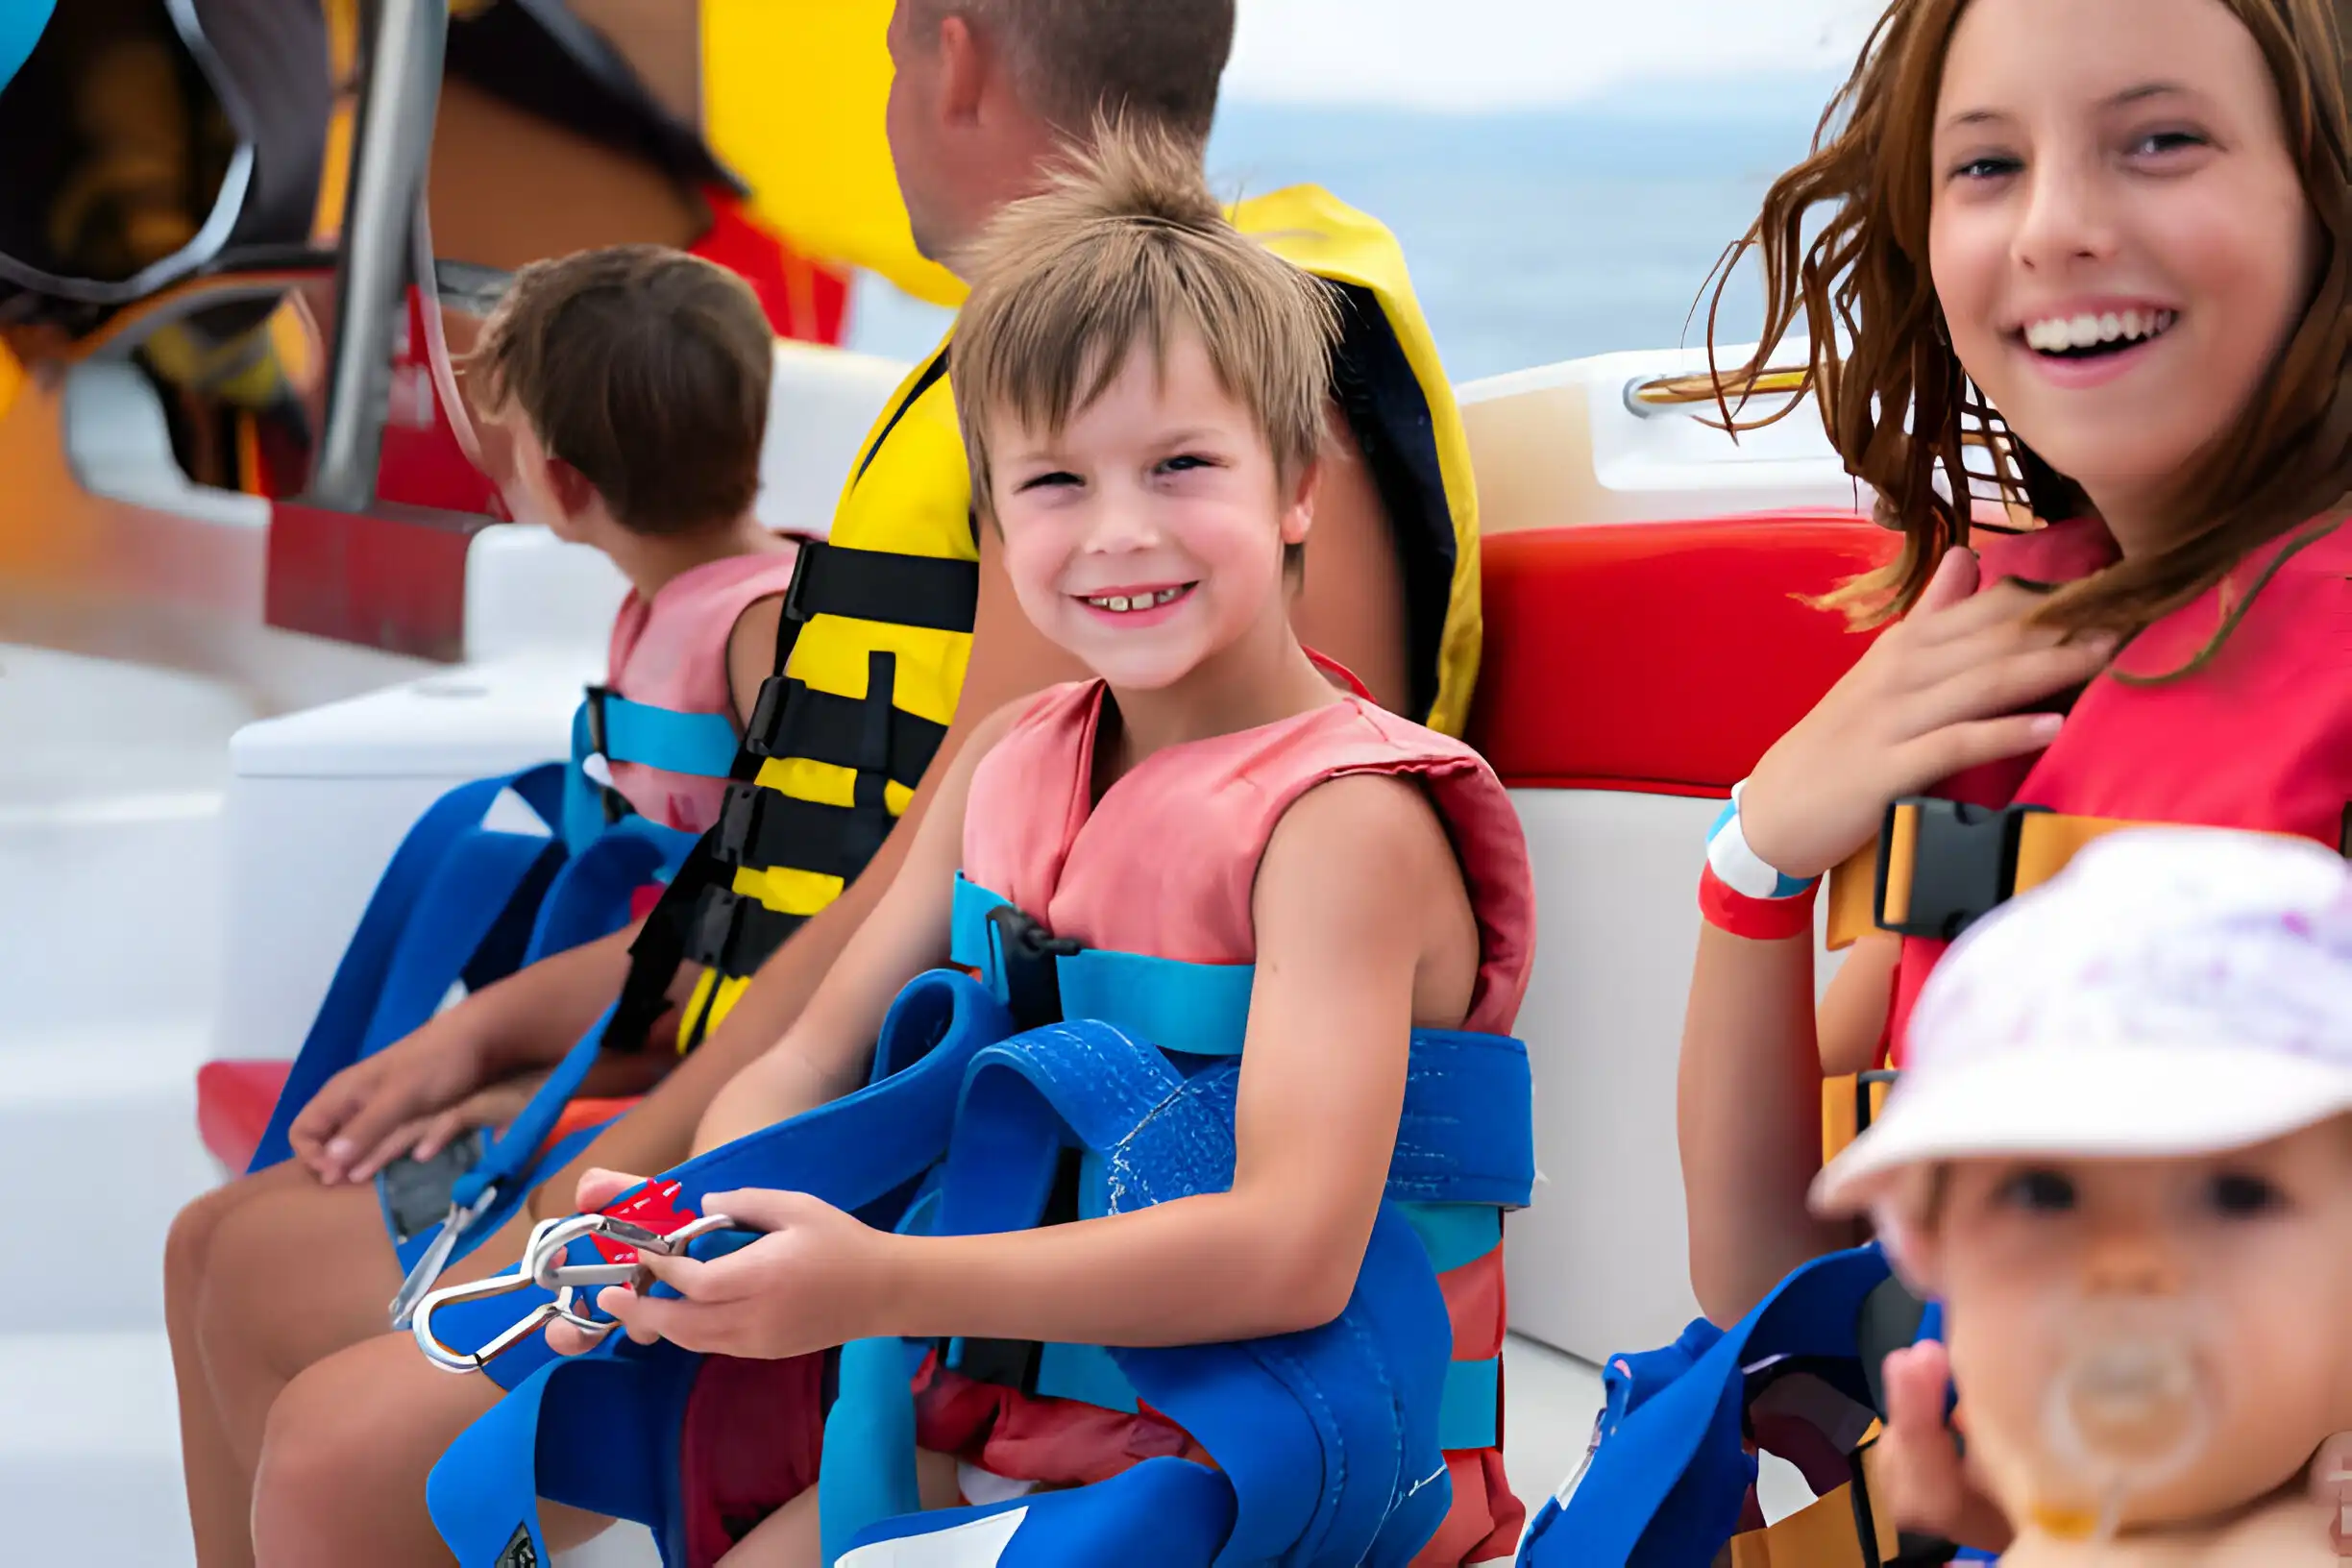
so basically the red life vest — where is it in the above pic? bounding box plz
[1886,515,2352,1063]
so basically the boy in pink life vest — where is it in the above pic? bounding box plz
[469,245,806,840]
[165,246,803,1552]
[1813,827,2352,1564]
[531,124,1537,1567]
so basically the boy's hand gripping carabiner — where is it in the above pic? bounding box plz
[408,1212,746,1374]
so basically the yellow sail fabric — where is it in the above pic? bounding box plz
[700,0,967,307]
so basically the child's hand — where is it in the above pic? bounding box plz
[287,1017,495,1184]
[1877,1339,2016,1552]
[589,1188,893,1360]
[573,1167,645,1213]
[1737,549,2118,882]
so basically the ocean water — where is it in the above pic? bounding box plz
[845,86,1841,385]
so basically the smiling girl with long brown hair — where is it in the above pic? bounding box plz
[1674,0,2352,1550]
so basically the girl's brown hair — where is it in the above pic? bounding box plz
[1703,0,2352,635]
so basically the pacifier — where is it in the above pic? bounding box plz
[2029,1293,2217,1543]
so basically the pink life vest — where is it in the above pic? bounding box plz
[603,544,803,833]
[926,676,1537,1567]
[1887,515,2352,1060]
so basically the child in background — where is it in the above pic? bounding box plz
[166,244,801,1566]
[1813,828,2352,1563]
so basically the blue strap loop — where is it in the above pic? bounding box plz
[1515,1245,1897,1566]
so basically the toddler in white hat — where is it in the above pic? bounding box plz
[1812,827,2352,1563]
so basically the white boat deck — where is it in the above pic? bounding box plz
[0,642,1608,1565]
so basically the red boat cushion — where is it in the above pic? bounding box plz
[195,1059,642,1176]
[1466,512,1899,796]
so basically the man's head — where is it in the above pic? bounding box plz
[468,245,772,545]
[1813,829,2352,1537]
[886,0,1236,270]
[948,120,1335,693]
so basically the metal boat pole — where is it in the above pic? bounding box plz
[308,0,450,512]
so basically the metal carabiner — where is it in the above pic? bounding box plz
[529,1212,747,1294]
[410,1211,751,1375]
[410,1217,607,1375]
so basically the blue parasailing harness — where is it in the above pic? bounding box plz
[418,876,1536,1568]
[247,690,741,1317]
[1514,1245,1983,1568]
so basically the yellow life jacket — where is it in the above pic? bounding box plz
[617,186,1482,1051]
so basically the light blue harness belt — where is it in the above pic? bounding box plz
[424,879,1535,1568]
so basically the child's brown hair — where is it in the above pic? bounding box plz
[468,245,772,536]
[948,117,1338,568]
[1702,0,2352,639]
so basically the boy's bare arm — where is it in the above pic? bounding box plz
[529,526,1087,1211]
[691,701,1018,1153]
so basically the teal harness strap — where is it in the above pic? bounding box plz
[951,874,1256,1057]
[597,690,742,779]
[564,691,743,852]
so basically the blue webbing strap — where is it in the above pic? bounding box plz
[1515,1244,1894,1567]
[432,819,698,1233]
[565,696,741,853]
[0,1,53,96]
[824,1021,1494,1568]
[951,876,1256,1058]
[601,696,742,781]
[838,1456,1240,1568]
[426,973,1017,1566]
[250,765,569,1173]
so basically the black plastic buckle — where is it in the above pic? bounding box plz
[582,686,626,826]
[986,903,1081,1030]
[780,540,821,625]
[1855,1068,1900,1139]
[744,674,795,760]
[713,783,766,866]
[1874,799,2049,941]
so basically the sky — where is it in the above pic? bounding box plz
[1224,0,1885,110]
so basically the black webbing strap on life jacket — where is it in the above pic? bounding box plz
[603,537,981,1056]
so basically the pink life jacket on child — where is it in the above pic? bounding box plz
[602,544,804,834]
[919,674,1538,1568]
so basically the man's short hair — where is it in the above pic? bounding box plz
[912,0,1236,144]
[468,245,772,536]
[950,117,1337,552]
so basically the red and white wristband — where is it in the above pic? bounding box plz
[1699,781,1821,942]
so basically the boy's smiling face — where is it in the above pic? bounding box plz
[1904,1118,2352,1534]
[986,330,1312,693]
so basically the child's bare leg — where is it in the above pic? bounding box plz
[717,1450,965,1567]
[252,1331,619,1567]
[182,1171,543,1563]
[165,1163,317,1568]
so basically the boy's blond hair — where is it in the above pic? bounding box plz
[948,119,1339,545]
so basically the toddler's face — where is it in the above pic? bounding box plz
[1911,1119,2352,1532]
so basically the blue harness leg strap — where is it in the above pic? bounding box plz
[826,1019,1508,1568]
[393,819,700,1279]
[1515,1245,1897,1567]
[0,1,53,96]
[425,973,1018,1567]
[250,764,571,1174]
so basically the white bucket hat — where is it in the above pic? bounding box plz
[1812,827,2352,1218]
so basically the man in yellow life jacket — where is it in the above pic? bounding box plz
[185,8,1486,1555]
